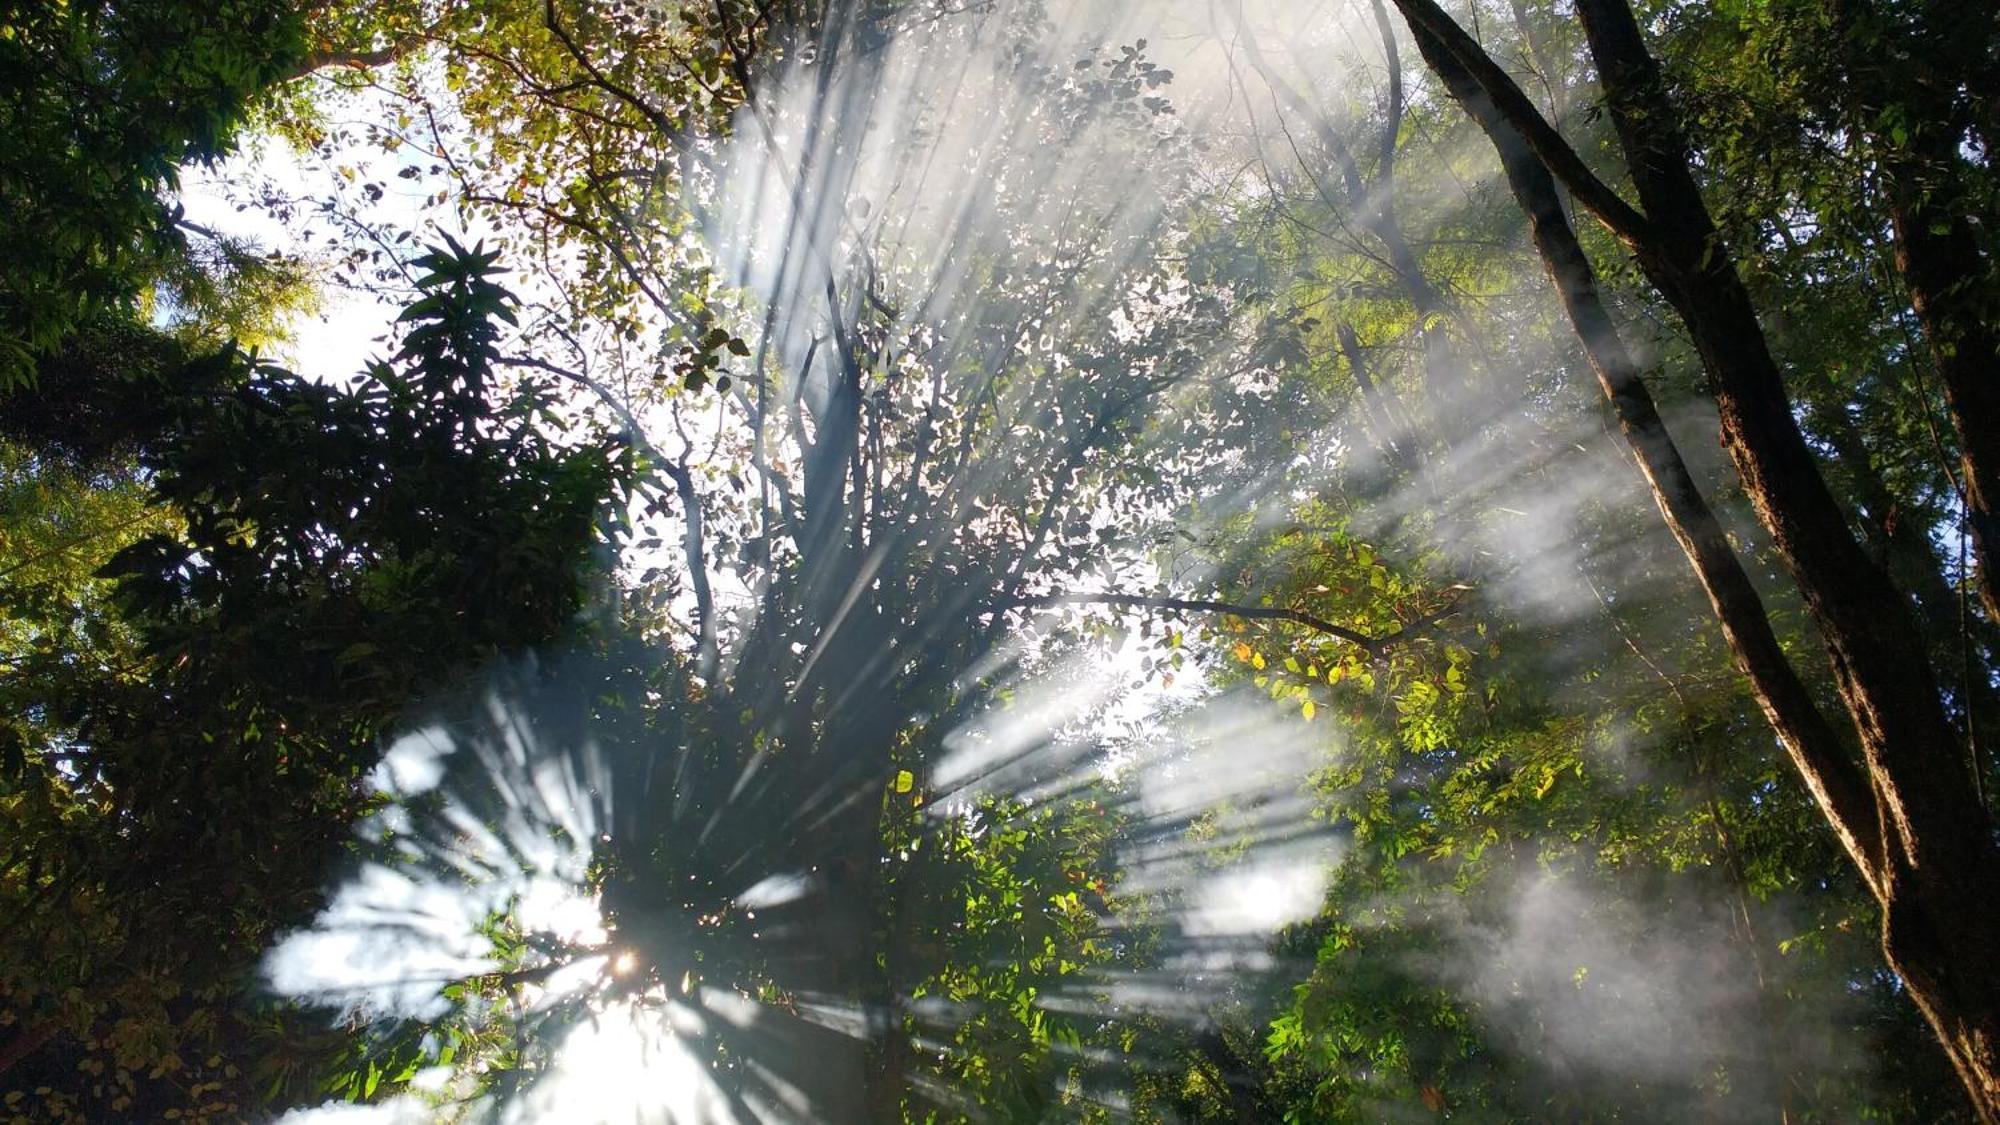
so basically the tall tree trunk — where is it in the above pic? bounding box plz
[1391,0,2000,1113]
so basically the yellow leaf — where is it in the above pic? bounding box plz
[1301,700,1317,721]
[1251,651,1266,670]
[894,770,914,794]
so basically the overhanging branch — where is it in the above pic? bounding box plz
[1008,591,1455,655]
[286,17,449,82]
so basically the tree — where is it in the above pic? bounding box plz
[1386,0,2000,1112]
[0,0,308,381]
[223,7,1422,1116]
[0,243,629,1119]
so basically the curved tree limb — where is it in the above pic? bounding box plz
[1008,591,1455,655]
[286,15,450,83]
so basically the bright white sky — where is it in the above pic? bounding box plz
[178,148,401,379]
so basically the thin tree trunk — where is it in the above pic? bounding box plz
[1230,1,1457,400]
[1195,1028,1269,1124]
[1823,0,2000,621]
[1337,322,1414,471]
[1585,567,1799,1118]
[1503,0,1567,124]
[1884,190,2000,625]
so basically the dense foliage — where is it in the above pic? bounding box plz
[0,0,307,379]
[0,244,627,1119]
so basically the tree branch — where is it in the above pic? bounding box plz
[660,455,720,679]
[296,44,406,74]
[542,0,686,142]
[286,19,447,83]
[494,353,717,665]
[1008,591,1455,655]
